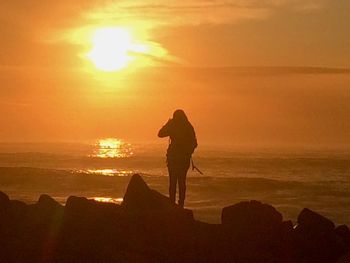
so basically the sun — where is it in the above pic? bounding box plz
[87,27,148,72]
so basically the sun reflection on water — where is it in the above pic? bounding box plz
[93,138,133,158]
[92,197,123,204]
[85,169,132,177]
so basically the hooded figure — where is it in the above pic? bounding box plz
[158,109,197,207]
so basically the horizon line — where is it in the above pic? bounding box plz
[159,66,350,75]
[1,65,350,75]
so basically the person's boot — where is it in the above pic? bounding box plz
[169,190,176,205]
[178,199,184,208]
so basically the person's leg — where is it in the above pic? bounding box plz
[178,158,190,207]
[178,172,186,207]
[168,165,177,204]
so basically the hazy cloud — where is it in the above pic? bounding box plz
[0,0,329,40]
[84,0,325,27]
[0,0,347,69]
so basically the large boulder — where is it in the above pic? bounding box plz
[295,209,344,263]
[193,221,222,263]
[122,174,172,211]
[64,196,95,216]
[58,196,126,262]
[122,174,193,217]
[24,194,64,227]
[0,191,10,214]
[37,194,61,210]
[64,195,123,224]
[120,174,196,261]
[0,192,12,261]
[221,200,285,262]
[222,200,283,233]
[297,208,335,234]
[59,176,197,262]
[1,195,64,262]
[29,196,63,256]
[0,191,9,203]
[337,252,350,263]
[0,191,11,229]
[335,225,350,248]
[9,200,28,223]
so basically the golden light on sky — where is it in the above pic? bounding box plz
[86,27,149,72]
[1,1,350,147]
[61,23,176,74]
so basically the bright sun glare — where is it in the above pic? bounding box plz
[87,27,148,72]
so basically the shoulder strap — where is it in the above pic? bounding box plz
[191,157,203,175]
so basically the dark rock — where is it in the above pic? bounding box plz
[64,195,123,222]
[61,193,195,262]
[0,191,10,202]
[0,192,12,261]
[222,200,283,232]
[297,208,335,234]
[24,194,64,227]
[122,174,171,210]
[2,176,350,263]
[9,200,28,222]
[282,220,294,231]
[193,221,222,263]
[58,196,126,262]
[277,221,299,263]
[119,174,197,262]
[0,195,64,262]
[221,200,284,262]
[335,225,350,247]
[37,194,61,209]
[0,191,11,235]
[0,191,10,214]
[337,252,350,263]
[295,209,344,263]
[122,174,193,217]
[65,195,92,214]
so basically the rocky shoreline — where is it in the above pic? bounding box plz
[1,174,349,262]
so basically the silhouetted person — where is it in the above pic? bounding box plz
[158,110,197,207]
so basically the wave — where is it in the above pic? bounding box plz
[1,166,350,225]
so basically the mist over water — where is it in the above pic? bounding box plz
[0,140,349,225]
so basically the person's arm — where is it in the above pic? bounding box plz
[191,126,198,150]
[193,134,198,149]
[158,119,172,138]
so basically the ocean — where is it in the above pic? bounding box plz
[0,139,349,225]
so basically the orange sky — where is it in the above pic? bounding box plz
[1,1,350,147]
